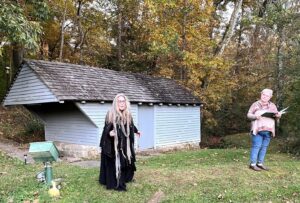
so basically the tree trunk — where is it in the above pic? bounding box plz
[40,40,49,60]
[181,0,187,82]
[76,0,85,65]
[209,0,228,40]
[12,43,24,73]
[59,0,67,62]
[215,0,243,56]
[234,5,244,75]
[276,26,285,109]
[117,2,123,70]
[251,0,270,53]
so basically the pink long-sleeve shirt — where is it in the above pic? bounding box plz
[247,100,278,137]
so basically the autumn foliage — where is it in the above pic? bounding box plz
[0,0,299,146]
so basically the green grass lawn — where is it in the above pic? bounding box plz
[221,133,286,152]
[1,135,300,202]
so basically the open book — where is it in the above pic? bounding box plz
[261,112,276,118]
[261,106,289,118]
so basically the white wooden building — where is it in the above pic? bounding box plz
[2,60,201,151]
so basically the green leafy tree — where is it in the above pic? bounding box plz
[0,1,49,53]
[0,0,50,99]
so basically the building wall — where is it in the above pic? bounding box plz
[3,65,58,106]
[44,111,99,146]
[28,103,99,146]
[75,102,112,128]
[28,102,139,147]
[76,102,139,129]
[27,102,201,149]
[154,105,201,148]
[75,102,139,146]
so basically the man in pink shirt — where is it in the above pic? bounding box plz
[247,89,281,171]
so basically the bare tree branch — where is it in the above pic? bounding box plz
[215,0,243,56]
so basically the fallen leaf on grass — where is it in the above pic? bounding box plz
[217,194,224,199]
[33,191,39,197]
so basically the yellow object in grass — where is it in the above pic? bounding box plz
[48,181,60,197]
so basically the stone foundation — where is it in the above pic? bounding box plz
[54,141,100,159]
[53,141,201,160]
[154,142,200,152]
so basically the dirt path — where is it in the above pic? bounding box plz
[0,138,34,164]
[0,138,99,167]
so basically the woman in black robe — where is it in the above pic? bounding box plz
[99,94,140,191]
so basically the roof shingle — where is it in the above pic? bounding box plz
[25,60,201,104]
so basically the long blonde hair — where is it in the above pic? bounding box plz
[106,93,132,125]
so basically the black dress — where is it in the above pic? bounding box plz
[99,119,138,191]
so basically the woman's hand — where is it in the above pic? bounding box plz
[256,115,262,120]
[109,130,116,137]
[135,131,141,138]
[275,112,282,118]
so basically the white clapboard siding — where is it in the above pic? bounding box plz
[76,102,138,128]
[76,102,111,127]
[75,102,138,146]
[130,105,138,126]
[3,65,58,106]
[154,105,200,148]
[42,110,100,146]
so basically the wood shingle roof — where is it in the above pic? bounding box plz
[23,60,200,104]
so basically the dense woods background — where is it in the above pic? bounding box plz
[0,0,299,151]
